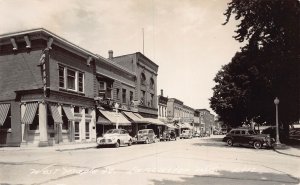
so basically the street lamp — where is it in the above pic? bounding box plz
[274,97,281,145]
[115,103,119,129]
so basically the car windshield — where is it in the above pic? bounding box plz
[106,129,119,134]
[138,130,148,134]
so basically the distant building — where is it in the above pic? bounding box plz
[196,109,215,134]
[157,89,168,122]
[110,52,159,118]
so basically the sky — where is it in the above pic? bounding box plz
[0,0,242,115]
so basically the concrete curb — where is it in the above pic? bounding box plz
[273,147,300,158]
[0,144,98,152]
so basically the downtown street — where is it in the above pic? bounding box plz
[0,136,299,185]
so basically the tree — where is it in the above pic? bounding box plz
[210,0,300,129]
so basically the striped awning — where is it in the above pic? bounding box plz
[97,115,111,125]
[99,110,131,126]
[21,102,38,124]
[123,111,144,123]
[62,106,75,121]
[144,117,165,126]
[50,105,63,124]
[133,113,150,123]
[0,104,10,126]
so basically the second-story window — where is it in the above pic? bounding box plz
[116,88,120,100]
[141,90,146,105]
[150,78,154,90]
[59,66,65,88]
[78,72,84,93]
[122,89,127,104]
[67,69,76,90]
[130,91,133,103]
[141,73,146,85]
[150,93,154,107]
[59,65,85,93]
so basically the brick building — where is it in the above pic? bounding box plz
[197,109,215,135]
[0,29,98,146]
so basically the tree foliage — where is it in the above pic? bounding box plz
[210,0,300,128]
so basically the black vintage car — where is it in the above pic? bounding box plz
[223,128,274,149]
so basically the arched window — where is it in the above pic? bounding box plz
[150,78,155,90]
[141,73,146,85]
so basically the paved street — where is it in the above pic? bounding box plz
[1,136,299,185]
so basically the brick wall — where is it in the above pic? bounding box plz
[0,48,43,101]
[49,45,95,98]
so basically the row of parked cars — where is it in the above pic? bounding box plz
[96,128,204,148]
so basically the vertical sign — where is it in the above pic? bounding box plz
[40,49,50,97]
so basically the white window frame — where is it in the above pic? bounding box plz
[59,65,85,93]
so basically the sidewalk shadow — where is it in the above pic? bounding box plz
[150,170,299,185]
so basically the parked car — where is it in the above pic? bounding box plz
[223,128,274,149]
[193,132,200,137]
[97,129,133,148]
[160,130,177,141]
[180,129,193,139]
[135,129,156,144]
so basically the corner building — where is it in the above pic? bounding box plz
[0,29,97,146]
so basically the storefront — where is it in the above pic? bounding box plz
[96,109,131,136]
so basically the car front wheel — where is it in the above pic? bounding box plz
[115,140,120,148]
[128,139,132,146]
[253,141,262,149]
[227,139,233,146]
[145,138,149,144]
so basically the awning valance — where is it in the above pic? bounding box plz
[50,105,63,124]
[0,104,10,126]
[100,110,131,126]
[123,111,144,123]
[22,102,38,124]
[144,118,165,126]
[62,106,75,121]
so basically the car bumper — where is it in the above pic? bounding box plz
[97,138,117,145]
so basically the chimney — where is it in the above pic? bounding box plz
[108,50,113,59]
[161,89,163,96]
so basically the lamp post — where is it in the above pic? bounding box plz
[274,97,281,145]
[115,103,119,129]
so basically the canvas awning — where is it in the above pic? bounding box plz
[0,104,10,126]
[21,102,38,124]
[100,110,131,126]
[166,123,177,129]
[97,115,111,125]
[62,106,75,121]
[50,105,63,124]
[123,111,144,123]
[144,118,165,126]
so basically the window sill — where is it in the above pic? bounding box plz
[59,88,85,96]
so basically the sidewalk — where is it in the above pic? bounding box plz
[273,138,300,158]
[0,142,98,152]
